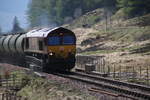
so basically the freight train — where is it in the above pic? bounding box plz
[0,27,76,71]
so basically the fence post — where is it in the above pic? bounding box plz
[107,65,110,77]
[113,64,116,79]
[97,58,100,72]
[0,75,2,86]
[18,96,22,100]
[6,92,8,100]
[2,93,4,100]
[119,66,121,80]
[100,58,102,73]
[139,66,142,80]
[103,58,106,74]
[132,66,135,81]
[126,66,128,81]
[9,93,12,100]
[14,93,17,100]
[147,66,149,85]
[13,74,15,87]
[6,77,8,89]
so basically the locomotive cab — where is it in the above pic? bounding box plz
[46,28,76,71]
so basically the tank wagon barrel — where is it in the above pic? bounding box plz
[9,34,20,53]
[3,35,13,53]
[0,36,6,52]
[15,34,25,53]
[0,34,25,54]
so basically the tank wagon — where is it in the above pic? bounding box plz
[0,33,26,65]
[0,27,76,71]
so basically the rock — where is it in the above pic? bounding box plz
[67,88,73,92]
[120,52,128,56]
[124,59,134,63]
[56,91,65,97]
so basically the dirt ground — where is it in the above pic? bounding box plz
[73,27,150,69]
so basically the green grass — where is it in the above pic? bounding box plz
[66,8,104,29]
[80,45,142,55]
[89,26,150,43]
[80,50,116,55]
[18,75,98,100]
[65,7,150,43]
[127,78,150,85]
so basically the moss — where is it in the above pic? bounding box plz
[18,76,97,100]
[127,78,149,85]
[80,50,116,55]
[79,44,142,55]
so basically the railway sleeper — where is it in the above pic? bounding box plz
[99,83,150,99]
[76,72,150,94]
[60,73,150,100]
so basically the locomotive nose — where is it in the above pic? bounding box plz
[48,45,75,58]
[59,47,64,51]
[58,46,74,58]
[59,47,68,58]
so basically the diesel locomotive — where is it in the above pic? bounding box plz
[0,27,76,71]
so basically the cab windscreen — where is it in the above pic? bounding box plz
[48,36,60,45]
[63,36,75,45]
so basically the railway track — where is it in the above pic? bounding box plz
[16,64,150,100]
[1,63,150,100]
[54,71,150,100]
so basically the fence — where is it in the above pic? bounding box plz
[75,55,150,85]
[0,92,27,100]
[0,73,23,90]
[0,72,28,100]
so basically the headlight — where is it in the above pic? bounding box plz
[49,52,53,56]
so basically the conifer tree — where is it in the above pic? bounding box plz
[11,16,23,33]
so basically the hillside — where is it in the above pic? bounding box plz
[65,8,150,69]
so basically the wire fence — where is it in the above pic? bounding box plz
[0,72,28,100]
[0,92,27,100]
[75,55,150,86]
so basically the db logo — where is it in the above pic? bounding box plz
[59,47,64,51]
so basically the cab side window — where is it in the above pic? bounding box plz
[39,40,43,50]
[26,38,29,49]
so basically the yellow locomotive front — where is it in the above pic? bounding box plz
[46,28,76,71]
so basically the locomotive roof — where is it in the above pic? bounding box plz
[26,27,68,38]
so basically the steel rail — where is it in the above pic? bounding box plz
[55,72,150,100]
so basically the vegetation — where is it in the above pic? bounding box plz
[27,0,150,27]
[18,75,97,100]
[117,0,150,17]
[11,16,24,33]
[102,26,150,42]
[27,0,117,27]
[0,66,97,100]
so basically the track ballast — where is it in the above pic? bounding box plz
[54,71,150,100]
